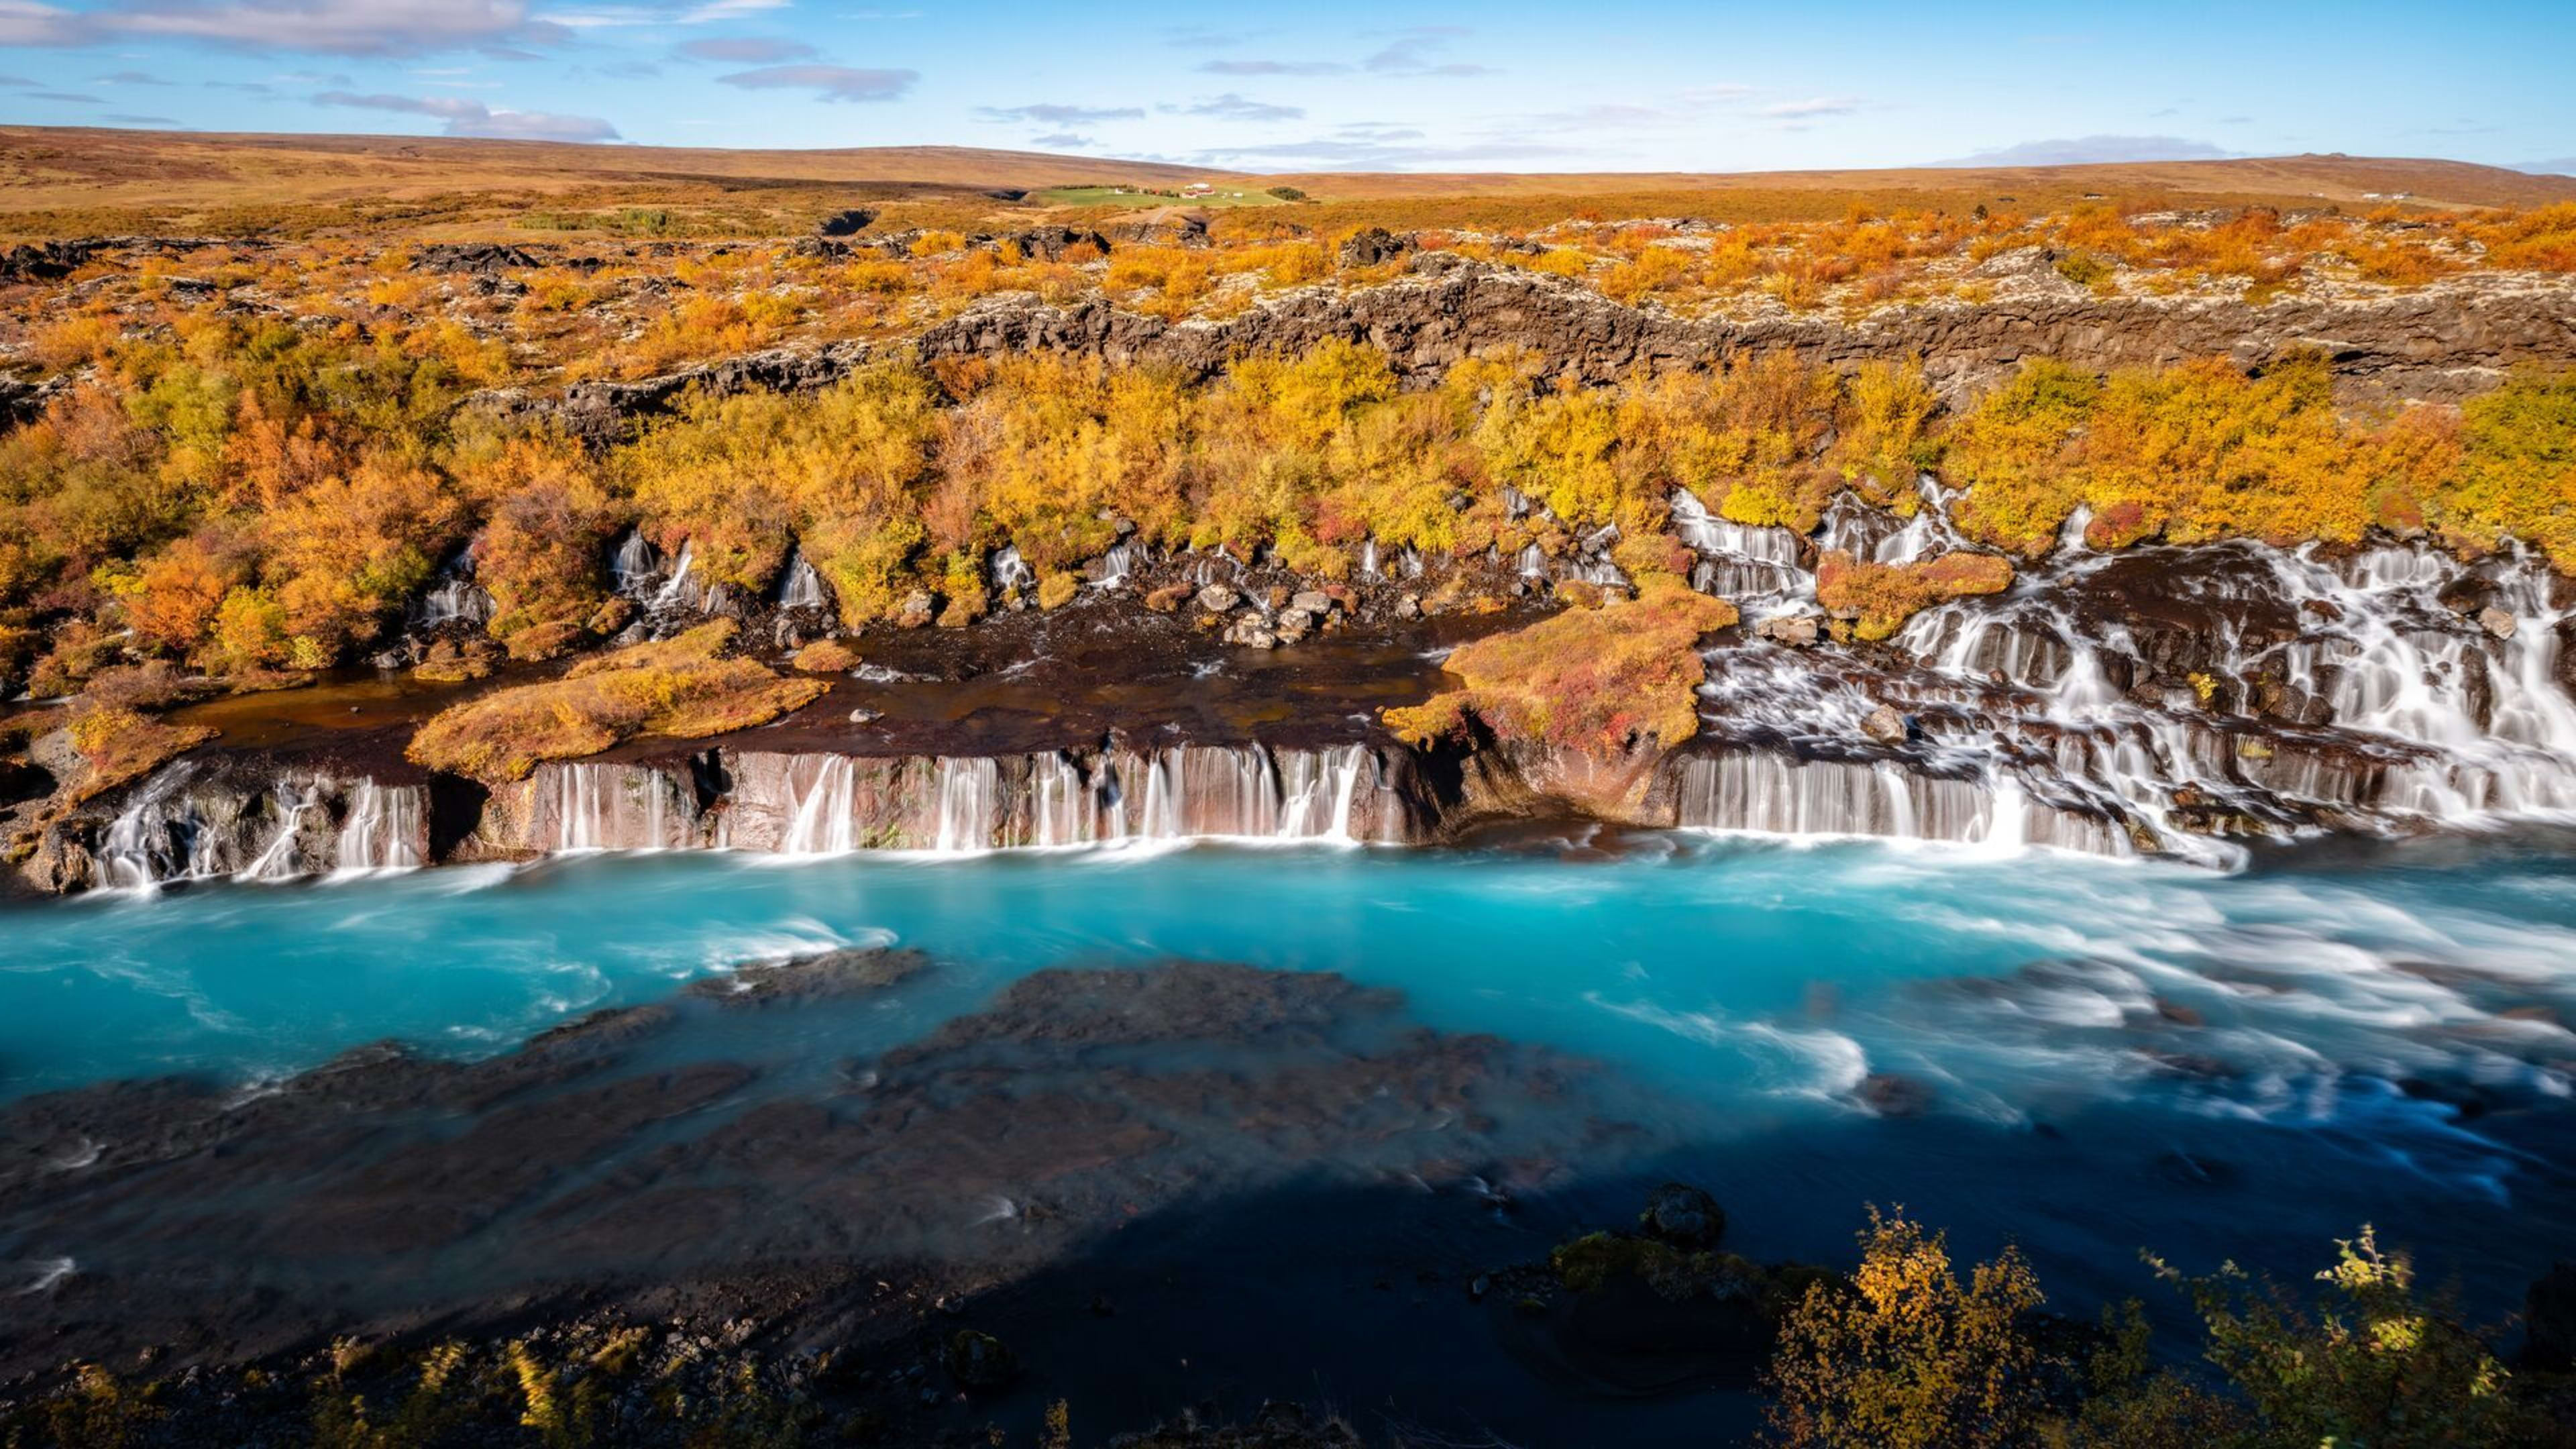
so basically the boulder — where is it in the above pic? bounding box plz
[1638,1183,1726,1250]
[1275,606,1316,643]
[895,588,936,629]
[2479,606,2518,640]
[1290,589,1335,616]
[816,207,876,237]
[414,242,539,276]
[1196,584,1242,613]
[1394,594,1423,621]
[1224,616,1278,649]
[1144,584,1192,613]
[1756,614,1823,648]
[942,1329,1018,1389]
[1856,1073,1936,1116]
[1338,227,1413,268]
[1860,704,1910,747]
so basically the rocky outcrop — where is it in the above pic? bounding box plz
[477,260,2576,443]
[915,260,2576,400]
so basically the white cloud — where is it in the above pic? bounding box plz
[0,1,545,57]
[714,63,916,102]
[312,88,619,140]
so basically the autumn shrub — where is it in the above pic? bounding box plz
[407,621,824,782]
[65,705,215,802]
[1764,1208,2055,1449]
[1816,549,2015,641]
[1384,578,1736,758]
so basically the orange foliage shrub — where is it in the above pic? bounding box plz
[1385,578,1737,758]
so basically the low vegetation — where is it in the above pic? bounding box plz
[1384,578,1737,757]
[1765,1209,2548,1448]
[405,622,823,782]
[1815,550,2017,641]
[5,1205,2553,1448]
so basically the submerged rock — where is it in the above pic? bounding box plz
[1638,1183,1726,1250]
[943,1329,1018,1389]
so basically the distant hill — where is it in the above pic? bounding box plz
[0,127,2567,235]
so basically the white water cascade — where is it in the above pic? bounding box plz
[1673,480,2576,861]
[96,764,221,890]
[238,781,325,881]
[335,782,426,871]
[539,762,690,851]
[775,549,831,611]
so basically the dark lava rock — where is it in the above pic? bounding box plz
[1005,225,1111,262]
[684,947,927,1006]
[1338,227,1412,268]
[415,242,539,276]
[1856,1072,1936,1116]
[943,1329,1018,1389]
[0,239,107,283]
[2526,1263,2576,1370]
[817,207,877,237]
[1638,1183,1726,1249]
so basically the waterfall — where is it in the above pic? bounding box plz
[775,548,831,611]
[335,782,425,871]
[1032,753,1122,847]
[1358,539,1380,578]
[932,757,1000,853]
[987,546,1035,595]
[238,781,324,881]
[417,578,495,629]
[1674,488,1805,604]
[541,763,688,851]
[611,530,661,596]
[97,764,220,889]
[780,756,860,854]
[1091,541,1138,588]
[651,540,702,613]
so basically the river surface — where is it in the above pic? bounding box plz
[5,830,2575,1434]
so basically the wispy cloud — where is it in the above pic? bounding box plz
[974,101,1144,123]
[714,64,917,102]
[674,36,817,64]
[1759,96,1861,120]
[1927,135,2237,166]
[312,89,621,141]
[1030,130,1091,148]
[0,1,551,58]
[1198,58,1350,76]
[103,112,184,125]
[1174,93,1301,123]
[1363,27,1493,77]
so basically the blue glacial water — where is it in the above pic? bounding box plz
[7,828,2576,1336]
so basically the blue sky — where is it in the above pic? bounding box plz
[0,1,2569,172]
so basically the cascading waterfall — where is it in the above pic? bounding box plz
[238,781,324,881]
[417,578,495,629]
[774,549,831,611]
[650,540,704,614]
[1674,488,1806,605]
[1677,480,2576,861]
[335,782,425,871]
[932,757,1001,853]
[987,547,1036,596]
[780,755,862,855]
[541,763,688,851]
[97,764,219,890]
[610,531,661,596]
